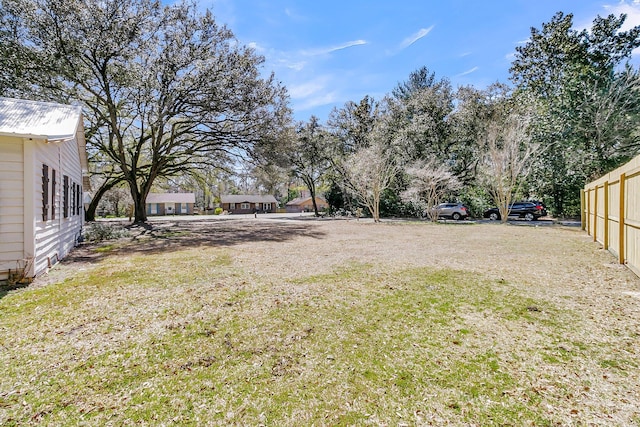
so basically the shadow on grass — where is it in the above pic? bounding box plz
[64,218,326,266]
[0,281,32,300]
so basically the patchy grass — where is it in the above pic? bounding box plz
[1,220,639,426]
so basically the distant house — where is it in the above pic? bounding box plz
[220,194,278,214]
[286,196,329,213]
[0,97,88,281]
[146,193,195,216]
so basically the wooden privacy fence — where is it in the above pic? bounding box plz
[582,154,640,277]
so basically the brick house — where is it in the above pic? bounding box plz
[220,194,278,214]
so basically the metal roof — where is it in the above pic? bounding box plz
[0,97,83,141]
[221,194,278,204]
[147,193,196,204]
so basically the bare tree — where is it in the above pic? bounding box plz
[401,159,461,221]
[100,186,132,217]
[343,137,399,223]
[478,113,538,222]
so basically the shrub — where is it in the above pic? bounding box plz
[214,207,223,215]
[83,223,131,242]
[458,186,493,219]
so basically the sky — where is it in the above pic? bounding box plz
[203,0,640,122]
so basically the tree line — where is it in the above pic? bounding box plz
[275,11,640,220]
[2,1,639,222]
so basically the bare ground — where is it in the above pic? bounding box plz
[38,216,640,366]
[12,216,640,424]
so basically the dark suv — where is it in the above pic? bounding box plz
[483,202,546,221]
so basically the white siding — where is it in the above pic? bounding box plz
[31,136,84,276]
[0,136,24,281]
[0,99,86,280]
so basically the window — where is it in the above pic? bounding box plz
[150,204,158,214]
[42,164,49,221]
[63,175,69,218]
[241,203,250,210]
[230,203,236,210]
[181,203,187,213]
[51,169,56,220]
[71,181,76,216]
[263,203,272,211]
[75,183,79,215]
[76,183,82,215]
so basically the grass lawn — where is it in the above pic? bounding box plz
[1,218,639,426]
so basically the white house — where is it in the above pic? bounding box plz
[0,97,88,281]
[146,193,196,216]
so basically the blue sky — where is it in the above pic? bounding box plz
[205,0,640,122]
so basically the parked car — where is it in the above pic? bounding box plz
[428,203,469,220]
[527,200,548,217]
[483,201,546,221]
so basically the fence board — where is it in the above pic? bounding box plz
[583,155,640,277]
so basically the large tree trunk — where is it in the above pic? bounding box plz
[310,195,319,217]
[303,176,320,217]
[85,177,122,221]
[126,177,150,223]
[132,193,148,223]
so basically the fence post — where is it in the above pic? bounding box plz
[593,185,598,242]
[588,189,591,235]
[580,189,586,230]
[603,181,609,250]
[619,173,626,265]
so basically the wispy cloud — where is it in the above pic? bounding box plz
[603,0,640,30]
[400,26,434,49]
[576,1,640,32]
[289,81,324,99]
[264,39,367,75]
[295,92,339,111]
[301,40,368,56]
[287,74,343,112]
[246,42,263,53]
[459,52,472,58]
[274,58,306,71]
[284,7,307,21]
[328,40,367,53]
[574,1,640,59]
[457,66,479,77]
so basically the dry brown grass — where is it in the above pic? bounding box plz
[1,217,639,425]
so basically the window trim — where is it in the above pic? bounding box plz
[71,181,76,216]
[76,183,82,215]
[51,169,56,220]
[42,164,49,221]
[63,175,69,218]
